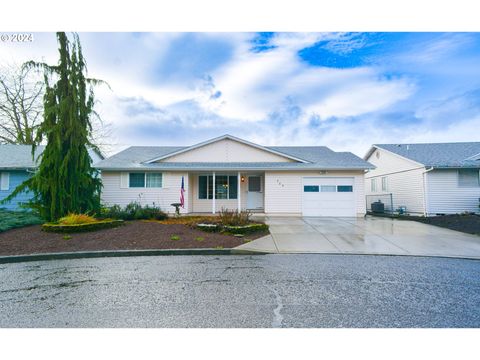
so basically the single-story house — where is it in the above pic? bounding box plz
[94,135,374,217]
[364,142,480,216]
[0,145,104,210]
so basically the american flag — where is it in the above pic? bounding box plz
[180,176,185,208]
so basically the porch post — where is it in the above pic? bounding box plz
[237,172,241,212]
[212,172,216,214]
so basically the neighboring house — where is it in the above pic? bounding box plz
[94,135,374,217]
[0,145,104,210]
[364,142,480,216]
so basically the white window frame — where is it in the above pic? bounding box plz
[381,176,387,192]
[128,172,163,188]
[0,172,10,191]
[370,178,377,192]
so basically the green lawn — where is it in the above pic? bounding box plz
[0,209,43,232]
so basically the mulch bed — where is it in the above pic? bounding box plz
[414,214,480,236]
[374,213,480,236]
[0,221,268,256]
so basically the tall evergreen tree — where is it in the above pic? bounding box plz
[3,32,102,221]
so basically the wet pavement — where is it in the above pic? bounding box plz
[0,254,479,327]
[237,216,480,258]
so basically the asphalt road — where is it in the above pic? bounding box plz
[0,254,479,327]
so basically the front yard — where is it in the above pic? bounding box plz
[0,212,269,256]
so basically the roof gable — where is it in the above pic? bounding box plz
[144,135,309,164]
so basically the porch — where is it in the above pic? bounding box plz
[186,172,265,214]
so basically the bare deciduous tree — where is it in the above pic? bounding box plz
[0,63,43,144]
[0,62,115,154]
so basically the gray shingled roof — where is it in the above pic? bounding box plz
[0,145,45,169]
[95,144,373,171]
[0,144,103,169]
[373,142,480,168]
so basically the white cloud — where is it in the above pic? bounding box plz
[207,35,415,122]
[1,32,477,158]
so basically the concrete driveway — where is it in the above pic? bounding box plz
[235,216,480,259]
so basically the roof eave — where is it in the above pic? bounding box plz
[95,166,374,171]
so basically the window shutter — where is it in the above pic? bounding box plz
[1,172,9,191]
[120,172,129,188]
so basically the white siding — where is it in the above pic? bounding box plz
[365,148,426,215]
[426,169,480,215]
[101,171,189,214]
[365,168,426,215]
[160,138,295,163]
[264,171,366,216]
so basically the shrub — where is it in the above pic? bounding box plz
[42,219,124,233]
[100,202,167,221]
[0,209,43,232]
[140,205,168,220]
[219,208,251,226]
[170,235,180,241]
[58,213,97,225]
[195,236,204,242]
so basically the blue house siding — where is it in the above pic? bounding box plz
[0,170,33,211]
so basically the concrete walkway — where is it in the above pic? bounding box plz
[235,216,480,259]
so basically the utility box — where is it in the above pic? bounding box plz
[371,200,385,214]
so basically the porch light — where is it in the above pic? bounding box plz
[241,176,245,183]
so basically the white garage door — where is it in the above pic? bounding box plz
[302,177,356,217]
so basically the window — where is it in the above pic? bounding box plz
[320,185,336,192]
[248,176,261,192]
[229,175,238,199]
[198,175,238,199]
[129,173,145,188]
[458,169,479,187]
[0,172,9,191]
[337,185,353,192]
[381,176,387,192]
[304,185,319,192]
[216,175,228,199]
[198,175,208,199]
[371,178,377,192]
[129,173,162,188]
[146,173,162,188]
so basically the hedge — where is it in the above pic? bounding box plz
[42,219,124,233]
[196,223,220,232]
[196,223,269,235]
[223,223,269,235]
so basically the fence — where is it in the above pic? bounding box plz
[366,193,394,214]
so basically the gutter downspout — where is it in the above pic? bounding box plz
[422,166,434,217]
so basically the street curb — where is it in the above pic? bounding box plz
[0,248,266,264]
[234,250,480,261]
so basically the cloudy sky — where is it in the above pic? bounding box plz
[1,32,480,157]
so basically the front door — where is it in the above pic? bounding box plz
[247,175,264,210]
